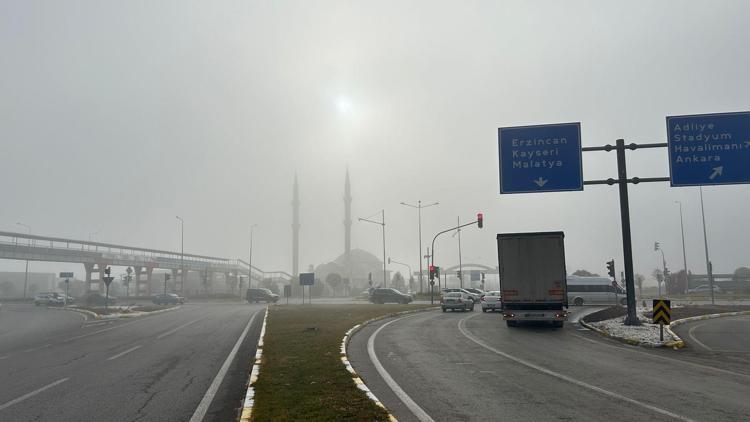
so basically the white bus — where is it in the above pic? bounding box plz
[566,276,626,306]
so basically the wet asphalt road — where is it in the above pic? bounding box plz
[0,302,264,422]
[348,307,750,422]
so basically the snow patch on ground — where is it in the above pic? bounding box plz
[588,308,677,346]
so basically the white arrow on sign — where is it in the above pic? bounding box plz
[709,166,723,180]
[533,177,548,187]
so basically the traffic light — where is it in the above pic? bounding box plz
[654,242,660,251]
[104,266,111,276]
[477,213,483,229]
[606,260,615,278]
[429,265,436,281]
[457,270,462,280]
[663,267,670,280]
[435,266,440,279]
[165,273,171,281]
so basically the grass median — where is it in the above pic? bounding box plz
[252,304,433,421]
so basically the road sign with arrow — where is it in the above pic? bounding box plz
[498,122,583,194]
[667,111,750,187]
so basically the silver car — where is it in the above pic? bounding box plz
[441,292,474,312]
[481,291,502,312]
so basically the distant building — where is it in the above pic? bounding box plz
[0,272,56,298]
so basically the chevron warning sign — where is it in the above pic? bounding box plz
[652,299,671,325]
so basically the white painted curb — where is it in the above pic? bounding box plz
[341,306,439,422]
[53,305,181,320]
[239,306,268,422]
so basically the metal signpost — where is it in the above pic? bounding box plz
[59,272,74,306]
[284,285,291,305]
[652,299,671,341]
[299,272,314,304]
[498,122,583,194]
[103,267,114,311]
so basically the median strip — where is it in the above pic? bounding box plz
[249,304,432,421]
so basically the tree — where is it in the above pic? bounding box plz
[634,274,645,298]
[734,267,750,281]
[667,269,688,295]
[572,269,600,277]
[652,268,664,293]
[391,272,405,291]
[0,280,15,297]
[326,273,343,297]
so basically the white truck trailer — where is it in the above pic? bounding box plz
[497,231,568,327]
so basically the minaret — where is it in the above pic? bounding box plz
[292,173,300,277]
[344,169,352,262]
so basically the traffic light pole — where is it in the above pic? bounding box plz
[583,140,669,326]
[430,216,482,305]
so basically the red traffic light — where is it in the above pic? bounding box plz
[477,213,483,228]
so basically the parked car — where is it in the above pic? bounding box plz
[84,293,117,306]
[481,291,502,312]
[246,288,279,303]
[441,291,474,312]
[34,292,65,306]
[442,288,480,303]
[369,288,413,304]
[153,293,185,305]
[688,285,723,294]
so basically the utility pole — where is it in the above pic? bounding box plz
[16,222,31,299]
[176,216,184,295]
[359,210,387,288]
[401,200,439,294]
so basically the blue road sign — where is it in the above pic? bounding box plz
[498,123,583,194]
[667,111,750,187]
[470,270,480,282]
[299,272,315,286]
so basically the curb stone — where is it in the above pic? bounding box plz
[239,306,269,422]
[341,306,439,422]
[581,310,750,349]
[53,304,181,320]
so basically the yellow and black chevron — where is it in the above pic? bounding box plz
[652,299,671,324]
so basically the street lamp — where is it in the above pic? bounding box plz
[176,216,184,295]
[16,222,31,299]
[359,210,387,288]
[387,257,412,291]
[675,201,689,287]
[400,200,438,294]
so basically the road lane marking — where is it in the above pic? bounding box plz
[0,355,9,360]
[23,343,52,353]
[106,345,143,361]
[157,316,207,340]
[368,315,435,422]
[568,331,750,380]
[0,378,69,412]
[687,323,713,351]
[189,309,259,422]
[458,315,696,422]
[65,318,146,343]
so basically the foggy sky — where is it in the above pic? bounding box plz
[2,1,749,286]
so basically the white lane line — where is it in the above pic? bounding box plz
[157,316,207,340]
[23,344,52,353]
[65,318,146,343]
[687,323,713,351]
[368,315,435,422]
[106,345,143,361]
[189,310,259,422]
[458,315,695,422]
[0,378,69,412]
[0,355,9,360]
[568,331,750,380]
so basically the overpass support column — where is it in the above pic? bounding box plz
[171,269,179,293]
[133,266,142,296]
[84,263,94,293]
[145,267,153,296]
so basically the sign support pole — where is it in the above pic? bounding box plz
[615,139,639,326]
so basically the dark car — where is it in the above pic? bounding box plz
[84,293,116,306]
[369,288,413,304]
[153,293,185,305]
[246,288,279,303]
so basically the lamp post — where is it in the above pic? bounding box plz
[16,222,31,299]
[699,187,715,305]
[675,201,689,288]
[176,216,184,295]
[387,257,412,292]
[400,200,438,294]
[654,241,667,297]
[359,210,387,288]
